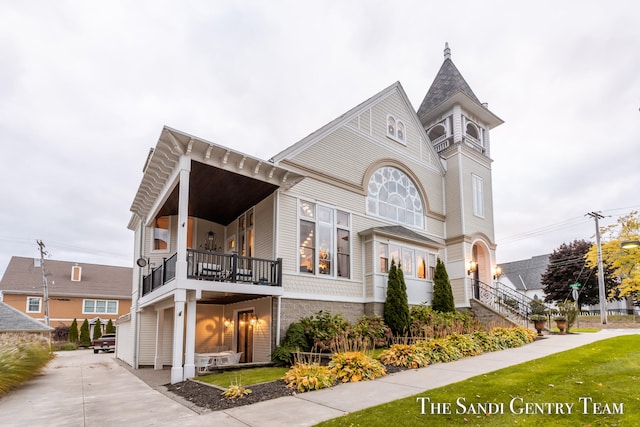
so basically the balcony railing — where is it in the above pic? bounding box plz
[141,249,282,297]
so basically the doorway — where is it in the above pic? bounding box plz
[237,310,254,363]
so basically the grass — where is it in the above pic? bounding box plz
[196,366,289,388]
[316,335,640,427]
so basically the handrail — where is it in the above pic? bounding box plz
[141,249,283,297]
[472,279,550,326]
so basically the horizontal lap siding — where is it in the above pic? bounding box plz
[138,309,157,366]
[255,195,275,259]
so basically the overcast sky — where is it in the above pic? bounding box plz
[1,1,639,276]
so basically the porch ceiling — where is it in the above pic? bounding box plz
[198,291,269,305]
[158,161,279,225]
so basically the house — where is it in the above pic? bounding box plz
[0,256,132,335]
[500,254,635,315]
[118,45,505,384]
[499,255,550,302]
[0,300,53,335]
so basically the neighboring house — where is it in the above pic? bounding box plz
[119,45,505,383]
[0,300,53,335]
[499,254,550,302]
[0,256,132,335]
[499,254,634,314]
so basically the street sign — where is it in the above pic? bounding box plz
[569,283,581,289]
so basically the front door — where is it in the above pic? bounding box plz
[237,310,254,363]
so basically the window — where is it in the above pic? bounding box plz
[367,166,424,228]
[466,122,479,139]
[472,174,484,217]
[83,299,118,314]
[386,114,405,143]
[27,297,41,313]
[299,200,350,278]
[238,209,254,258]
[377,243,435,280]
[152,216,170,251]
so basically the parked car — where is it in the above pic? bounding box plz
[91,333,116,353]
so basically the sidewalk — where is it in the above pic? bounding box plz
[1,329,638,427]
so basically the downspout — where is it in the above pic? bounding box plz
[134,216,145,369]
[273,190,282,346]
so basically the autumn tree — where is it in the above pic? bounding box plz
[384,260,410,336]
[432,257,455,313]
[542,239,618,307]
[586,211,640,302]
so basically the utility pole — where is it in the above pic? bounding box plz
[587,212,607,324]
[36,240,50,327]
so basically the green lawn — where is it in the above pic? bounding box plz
[316,335,640,427]
[196,366,289,388]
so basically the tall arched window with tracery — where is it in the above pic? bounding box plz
[366,166,424,228]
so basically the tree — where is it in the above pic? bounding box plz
[542,239,617,307]
[383,260,410,336]
[79,319,91,347]
[105,319,116,334]
[432,257,455,313]
[93,319,102,341]
[586,211,640,301]
[68,318,79,343]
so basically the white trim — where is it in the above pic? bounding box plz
[26,296,42,313]
[151,216,171,254]
[472,173,485,218]
[82,299,119,315]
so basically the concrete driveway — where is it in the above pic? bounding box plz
[0,349,241,427]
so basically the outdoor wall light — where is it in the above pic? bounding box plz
[223,318,233,328]
[621,240,640,249]
[250,315,258,326]
[466,260,477,275]
[492,265,502,279]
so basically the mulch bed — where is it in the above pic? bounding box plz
[164,363,408,412]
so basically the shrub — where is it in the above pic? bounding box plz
[329,352,386,383]
[379,344,429,369]
[353,315,392,348]
[415,338,463,363]
[443,333,483,357]
[300,311,349,352]
[432,257,455,313]
[79,319,91,347]
[284,363,336,392]
[409,305,483,339]
[92,319,102,341]
[52,326,70,342]
[0,333,53,396]
[53,342,78,351]
[68,319,79,343]
[271,322,312,366]
[105,319,116,334]
[384,260,410,336]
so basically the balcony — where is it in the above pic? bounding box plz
[142,249,283,297]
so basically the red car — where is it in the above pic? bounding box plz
[92,333,116,353]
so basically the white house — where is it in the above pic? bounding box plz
[117,45,505,384]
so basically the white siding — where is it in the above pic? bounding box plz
[138,309,157,366]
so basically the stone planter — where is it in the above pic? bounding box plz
[555,319,567,334]
[533,319,546,336]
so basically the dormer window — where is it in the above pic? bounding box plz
[386,114,406,144]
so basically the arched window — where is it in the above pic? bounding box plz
[427,124,446,141]
[466,122,479,139]
[366,166,424,228]
[386,114,405,143]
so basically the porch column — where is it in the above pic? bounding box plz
[176,156,190,279]
[183,290,198,379]
[154,307,164,369]
[170,289,186,384]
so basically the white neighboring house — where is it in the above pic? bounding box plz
[118,45,506,384]
[499,254,634,315]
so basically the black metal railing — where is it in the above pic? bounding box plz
[472,279,550,326]
[141,249,282,296]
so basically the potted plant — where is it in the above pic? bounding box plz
[554,315,568,334]
[529,300,548,336]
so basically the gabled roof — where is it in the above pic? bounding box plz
[0,301,53,332]
[270,81,445,174]
[0,257,132,299]
[500,254,550,291]
[359,225,444,248]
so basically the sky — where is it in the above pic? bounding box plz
[1,0,639,276]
